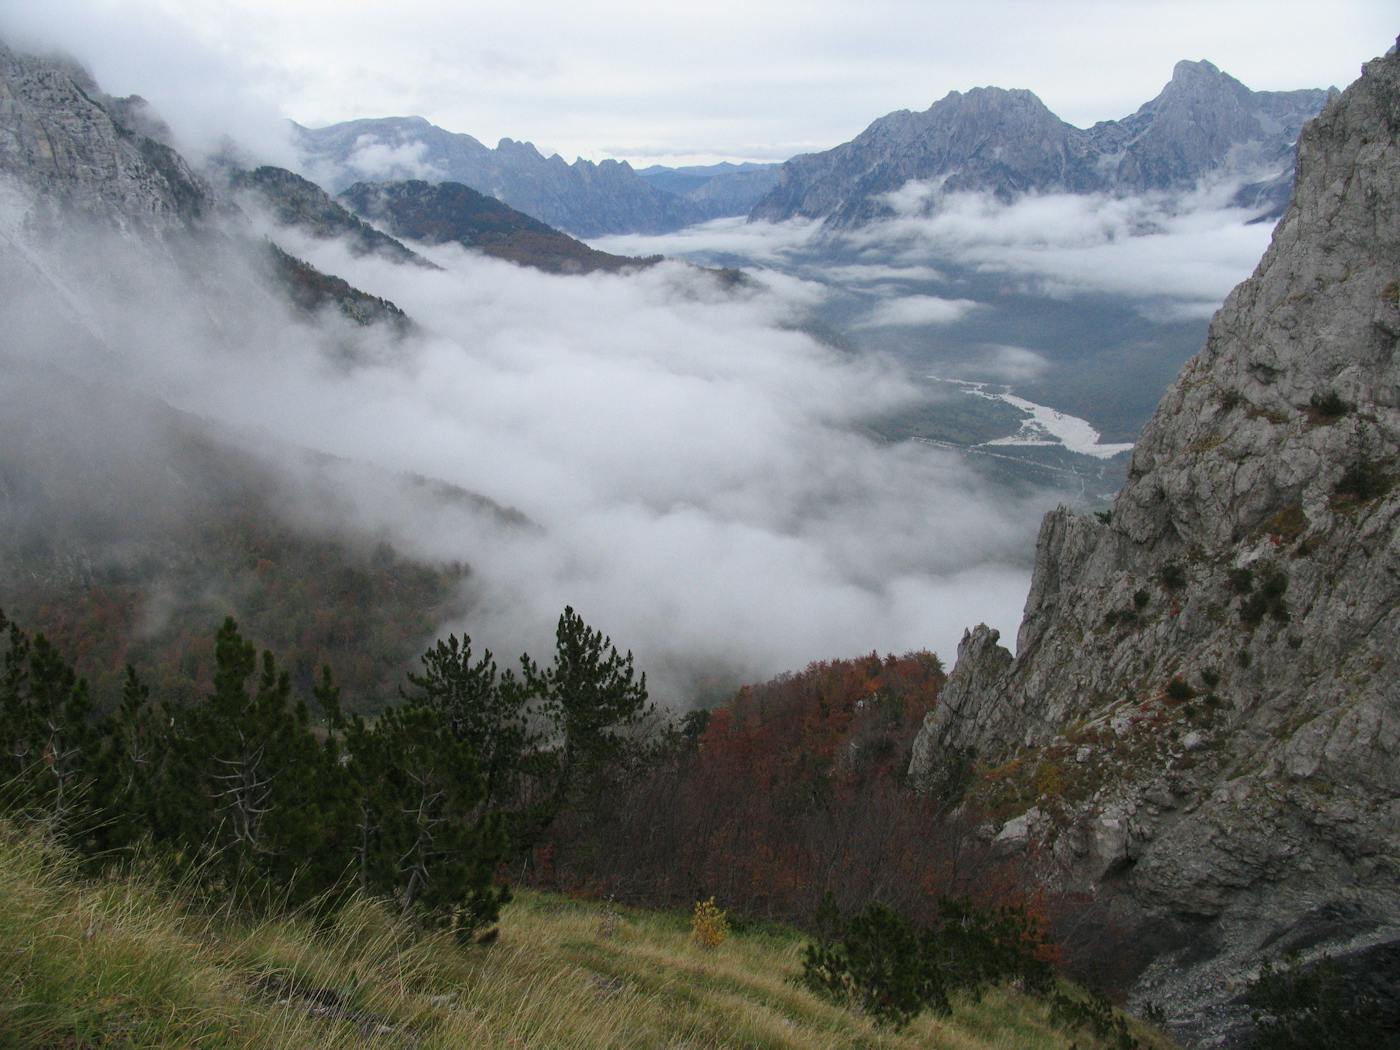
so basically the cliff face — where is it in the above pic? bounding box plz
[909,44,1400,1044]
[0,40,212,235]
[751,60,1332,227]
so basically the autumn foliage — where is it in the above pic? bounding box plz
[535,651,1049,940]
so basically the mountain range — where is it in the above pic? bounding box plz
[293,60,1328,242]
[751,60,1334,227]
[295,118,779,237]
[232,164,657,277]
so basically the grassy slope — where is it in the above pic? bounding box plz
[0,830,1175,1050]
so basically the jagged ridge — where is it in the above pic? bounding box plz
[907,41,1400,1047]
[297,117,706,237]
[752,60,1333,227]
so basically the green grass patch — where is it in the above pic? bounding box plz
[0,826,1176,1050]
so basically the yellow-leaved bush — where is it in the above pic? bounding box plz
[691,897,729,949]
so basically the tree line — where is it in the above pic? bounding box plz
[0,605,649,939]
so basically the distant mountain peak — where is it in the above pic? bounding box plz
[298,118,705,236]
[751,60,1331,226]
[1170,57,1223,78]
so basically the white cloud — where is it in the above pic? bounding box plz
[959,345,1051,383]
[840,182,1278,317]
[590,215,822,265]
[819,262,947,286]
[3,198,1051,701]
[344,135,446,181]
[855,294,979,328]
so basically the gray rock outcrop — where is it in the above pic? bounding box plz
[908,43,1400,1045]
[752,60,1333,227]
[0,40,416,340]
[0,40,212,235]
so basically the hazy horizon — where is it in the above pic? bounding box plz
[0,1,1392,169]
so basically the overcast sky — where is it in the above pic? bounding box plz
[2,1,1395,166]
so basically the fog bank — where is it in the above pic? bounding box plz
[3,187,1048,701]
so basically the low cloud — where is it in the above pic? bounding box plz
[819,262,947,286]
[838,180,1277,317]
[4,194,1050,703]
[590,215,822,265]
[854,294,979,328]
[344,135,446,182]
[957,345,1051,383]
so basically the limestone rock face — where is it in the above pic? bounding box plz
[0,40,212,234]
[909,44,1400,1046]
[751,60,1332,227]
[0,39,426,349]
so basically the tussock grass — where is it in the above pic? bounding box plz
[0,828,1175,1049]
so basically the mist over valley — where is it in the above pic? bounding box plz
[4,24,1314,702]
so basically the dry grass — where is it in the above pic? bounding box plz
[0,827,1176,1049]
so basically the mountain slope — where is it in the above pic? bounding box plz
[907,42,1400,1046]
[340,179,660,275]
[231,165,439,268]
[0,827,1172,1050]
[751,61,1332,227]
[637,161,782,219]
[0,41,527,708]
[0,39,419,339]
[297,116,706,236]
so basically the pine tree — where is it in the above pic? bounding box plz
[526,606,651,815]
[172,618,344,896]
[87,665,164,857]
[0,612,100,843]
[347,698,509,936]
[401,634,541,814]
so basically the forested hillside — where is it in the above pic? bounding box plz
[0,607,1180,1048]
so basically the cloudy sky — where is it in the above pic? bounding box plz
[2,0,1394,166]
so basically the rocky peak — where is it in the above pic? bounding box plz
[1102,56,1325,193]
[0,39,213,234]
[908,42,1400,1045]
[758,81,1101,226]
[1165,58,1238,90]
[752,59,1332,227]
[495,136,539,156]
